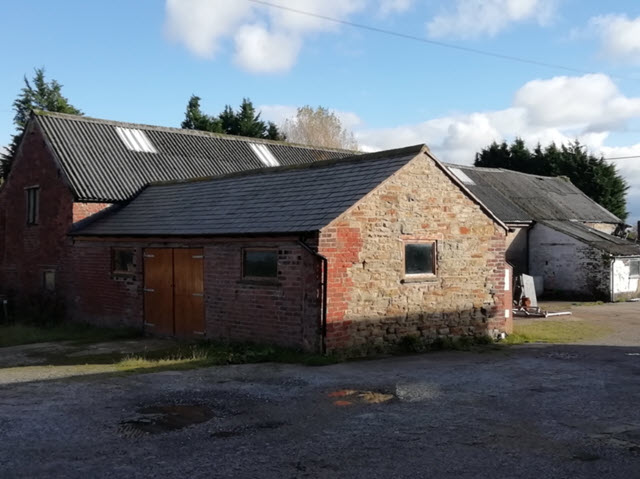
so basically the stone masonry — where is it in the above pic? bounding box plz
[318,151,510,353]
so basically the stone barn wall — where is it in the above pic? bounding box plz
[318,153,510,353]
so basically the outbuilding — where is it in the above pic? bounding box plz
[447,164,640,301]
[71,145,512,352]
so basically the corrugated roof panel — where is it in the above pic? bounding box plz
[446,164,621,224]
[35,111,355,202]
[542,220,640,256]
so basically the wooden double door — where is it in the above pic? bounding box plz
[143,248,205,337]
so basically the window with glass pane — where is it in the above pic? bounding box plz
[405,243,435,275]
[43,270,55,291]
[112,249,135,274]
[243,250,278,278]
[26,187,40,225]
[631,259,640,278]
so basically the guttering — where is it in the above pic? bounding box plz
[297,239,328,355]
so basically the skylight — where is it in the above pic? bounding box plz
[115,127,157,153]
[449,167,476,185]
[250,143,279,167]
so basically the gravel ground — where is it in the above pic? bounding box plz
[1,343,640,478]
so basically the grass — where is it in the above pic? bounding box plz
[504,320,611,345]
[114,341,340,372]
[537,301,604,312]
[0,322,140,348]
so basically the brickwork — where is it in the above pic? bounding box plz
[204,240,321,350]
[318,153,510,352]
[72,202,112,223]
[0,128,510,354]
[66,243,143,328]
[65,237,322,348]
[0,123,75,301]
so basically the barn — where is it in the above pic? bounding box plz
[447,164,640,301]
[70,145,512,352]
[0,111,511,352]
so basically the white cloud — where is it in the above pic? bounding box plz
[426,0,558,39]
[165,0,377,73]
[379,0,414,16]
[513,74,640,130]
[234,25,302,73]
[353,74,640,223]
[165,0,253,58]
[589,14,640,63]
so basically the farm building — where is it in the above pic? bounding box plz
[0,112,511,352]
[447,165,640,301]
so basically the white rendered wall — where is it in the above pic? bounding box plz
[528,224,610,299]
[612,258,640,298]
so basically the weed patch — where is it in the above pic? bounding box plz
[505,320,611,344]
[0,322,140,348]
[115,341,340,372]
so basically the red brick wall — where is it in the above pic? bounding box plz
[73,202,112,223]
[0,123,75,301]
[68,238,322,349]
[66,243,143,328]
[204,240,321,350]
[318,153,511,353]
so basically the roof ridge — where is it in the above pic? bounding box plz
[32,109,358,154]
[446,162,571,181]
[148,144,427,188]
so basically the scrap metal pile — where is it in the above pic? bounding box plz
[513,274,572,318]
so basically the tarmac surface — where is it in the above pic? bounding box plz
[1,340,640,478]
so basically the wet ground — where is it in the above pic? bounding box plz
[1,342,640,478]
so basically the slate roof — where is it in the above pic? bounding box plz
[445,164,622,224]
[541,221,640,257]
[34,111,354,202]
[72,145,425,237]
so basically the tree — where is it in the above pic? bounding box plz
[475,138,629,221]
[1,68,82,179]
[282,106,358,150]
[181,97,284,140]
[181,95,221,133]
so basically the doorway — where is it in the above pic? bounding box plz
[143,248,205,337]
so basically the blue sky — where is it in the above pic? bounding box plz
[1,0,640,223]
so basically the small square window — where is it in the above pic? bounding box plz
[405,243,436,276]
[631,259,640,278]
[112,249,135,275]
[25,187,40,225]
[243,249,278,278]
[43,270,55,291]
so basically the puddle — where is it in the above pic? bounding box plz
[328,389,395,406]
[119,404,214,437]
[572,451,600,462]
[211,430,243,438]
